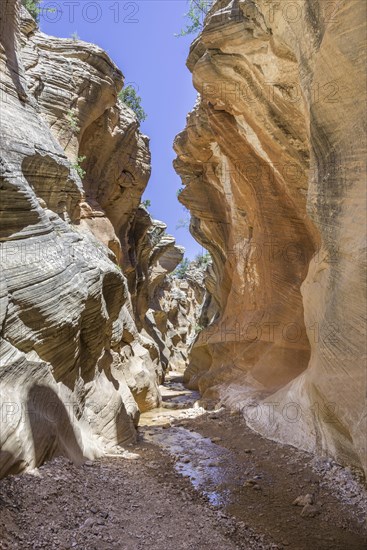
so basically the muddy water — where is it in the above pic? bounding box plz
[140,372,367,550]
[144,427,233,506]
[140,373,247,509]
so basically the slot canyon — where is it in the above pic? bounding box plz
[0,1,366,549]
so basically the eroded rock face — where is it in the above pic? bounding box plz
[128,209,206,376]
[20,8,151,267]
[174,0,366,472]
[0,2,199,477]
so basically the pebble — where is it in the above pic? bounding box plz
[244,480,257,487]
[121,450,140,460]
[292,494,314,507]
[82,518,94,529]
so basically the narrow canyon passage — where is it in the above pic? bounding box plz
[0,372,366,549]
[1,1,366,549]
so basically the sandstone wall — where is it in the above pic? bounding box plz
[129,209,204,374]
[174,0,366,471]
[0,1,198,477]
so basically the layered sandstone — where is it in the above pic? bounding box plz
[0,2,198,477]
[129,209,204,374]
[174,0,366,471]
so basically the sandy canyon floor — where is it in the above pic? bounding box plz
[0,373,366,550]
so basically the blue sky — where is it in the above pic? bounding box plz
[40,0,204,259]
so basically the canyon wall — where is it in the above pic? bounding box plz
[0,1,198,477]
[174,0,366,471]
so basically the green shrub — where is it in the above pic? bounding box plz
[176,0,214,37]
[118,85,147,123]
[66,109,78,132]
[22,0,55,22]
[141,199,151,208]
[195,251,211,267]
[174,257,190,279]
[22,0,40,20]
[72,156,86,179]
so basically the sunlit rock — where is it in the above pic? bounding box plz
[174,0,366,472]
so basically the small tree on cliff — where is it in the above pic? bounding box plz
[118,86,147,123]
[195,251,211,267]
[22,0,54,22]
[174,257,190,279]
[176,0,214,37]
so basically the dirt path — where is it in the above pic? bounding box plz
[0,373,366,550]
[165,408,367,549]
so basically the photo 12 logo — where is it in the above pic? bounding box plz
[40,1,140,25]
[263,1,339,25]
[201,79,340,106]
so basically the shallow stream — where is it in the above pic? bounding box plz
[140,372,245,509]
